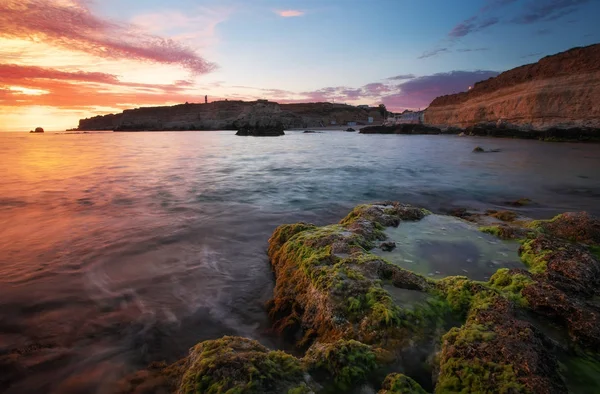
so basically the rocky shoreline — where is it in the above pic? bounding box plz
[359,122,600,142]
[112,202,600,393]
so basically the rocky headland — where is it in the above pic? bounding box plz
[423,44,600,140]
[76,101,383,132]
[110,202,600,393]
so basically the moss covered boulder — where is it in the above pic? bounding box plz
[115,336,311,394]
[436,292,566,393]
[179,336,307,394]
[267,202,443,349]
[378,373,427,394]
[528,212,600,245]
[302,340,377,392]
[481,211,600,351]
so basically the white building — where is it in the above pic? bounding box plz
[385,110,424,125]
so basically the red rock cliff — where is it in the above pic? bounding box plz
[424,44,600,130]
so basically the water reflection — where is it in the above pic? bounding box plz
[0,131,599,392]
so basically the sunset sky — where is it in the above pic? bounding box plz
[1,0,599,131]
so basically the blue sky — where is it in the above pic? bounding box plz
[1,0,599,130]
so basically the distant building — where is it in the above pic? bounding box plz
[330,120,337,125]
[385,110,424,125]
[367,117,373,124]
[347,121,357,126]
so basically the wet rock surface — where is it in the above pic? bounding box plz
[116,202,600,393]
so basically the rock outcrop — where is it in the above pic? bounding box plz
[112,203,600,394]
[29,127,44,133]
[77,101,383,131]
[424,44,600,133]
[359,123,444,134]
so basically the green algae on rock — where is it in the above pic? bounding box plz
[180,336,306,394]
[378,373,427,394]
[117,203,600,394]
[528,212,600,245]
[436,292,567,394]
[302,340,377,392]
[113,336,310,394]
[267,202,445,349]
[481,210,600,353]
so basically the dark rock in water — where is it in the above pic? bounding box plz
[360,124,443,134]
[473,146,501,153]
[380,241,396,252]
[303,130,322,134]
[30,127,44,133]
[463,122,600,142]
[236,124,285,136]
[346,128,356,132]
[508,198,533,207]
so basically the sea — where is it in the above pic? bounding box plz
[1,130,599,393]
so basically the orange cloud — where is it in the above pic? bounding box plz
[0,0,216,74]
[276,10,305,17]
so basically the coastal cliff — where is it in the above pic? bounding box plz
[77,101,383,131]
[424,44,600,131]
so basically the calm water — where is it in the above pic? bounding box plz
[1,130,599,393]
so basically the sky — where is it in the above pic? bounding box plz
[1,0,599,131]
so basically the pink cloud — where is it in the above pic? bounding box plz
[276,10,305,17]
[0,64,120,84]
[383,70,499,110]
[0,0,216,74]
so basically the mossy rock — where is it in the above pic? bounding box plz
[436,293,566,394]
[520,235,600,295]
[489,268,534,307]
[435,276,488,317]
[488,210,518,222]
[378,373,427,394]
[267,202,440,348]
[303,340,377,391]
[528,212,600,245]
[179,336,307,394]
[479,224,525,240]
